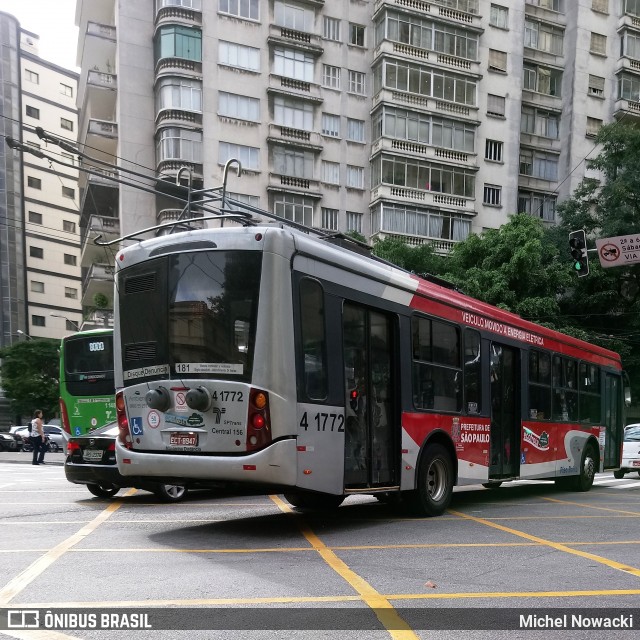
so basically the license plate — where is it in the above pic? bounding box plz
[633,461,640,467]
[83,449,104,462]
[169,433,198,447]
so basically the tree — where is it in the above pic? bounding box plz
[555,122,640,402]
[441,214,570,326]
[372,236,445,277]
[0,339,59,422]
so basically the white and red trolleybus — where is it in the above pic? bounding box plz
[113,223,629,516]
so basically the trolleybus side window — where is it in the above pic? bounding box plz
[579,362,601,423]
[299,278,328,401]
[552,355,578,422]
[411,315,461,412]
[464,329,481,414]
[528,350,551,420]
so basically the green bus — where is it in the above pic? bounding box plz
[59,328,115,437]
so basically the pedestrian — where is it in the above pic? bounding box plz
[30,410,45,465]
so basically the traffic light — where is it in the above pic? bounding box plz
[569,229,589,277]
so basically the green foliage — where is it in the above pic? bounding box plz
[0,339,59,420]
[372,236,446,277]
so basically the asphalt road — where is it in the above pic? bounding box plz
[0,449,639,639]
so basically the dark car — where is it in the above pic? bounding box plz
[0,432,21,451]
[64,423,190,501]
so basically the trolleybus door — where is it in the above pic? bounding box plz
[343,303,397,488]
[603,373,622,468]
[489,342,520,479]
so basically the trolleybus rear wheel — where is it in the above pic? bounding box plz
[283,492,345,511]
[406,444,453,517]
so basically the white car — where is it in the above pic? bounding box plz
[614,425,640,479]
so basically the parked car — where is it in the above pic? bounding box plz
[65,422,191,501]
[16,425,67,453]
[614,424,640,479]
[0,432,21,451]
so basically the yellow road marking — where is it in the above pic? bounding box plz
[270,494,418,640]
[17,588,640,609]
[0,490,135,605]
[448,509,640,577]
[542,495,640,515]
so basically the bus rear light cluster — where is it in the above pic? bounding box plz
[246,388,271,452]
[67,441,80,453]
[115,391,133,450]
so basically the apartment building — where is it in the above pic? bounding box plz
[0,12,81,346]
[75,0,631,316]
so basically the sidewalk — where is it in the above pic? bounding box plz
[0,450,65,465]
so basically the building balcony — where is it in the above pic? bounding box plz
[267,75,324,104]
[523,47,564,68]
[78,70,117,118]
[155,57,202,78]
[81,263,115,308]
[82,310,114,330]
[371,136,477,166]
[155,5,202,27]
[79,22,116,81]
[267,174,322,198]
[616,56,640,76]
[519,132,562,153]
[156,160,204,183]
[618,13,640,33]
[614,97,640,121]
[78,166,118,205]
[266,124,323,151]
[155,109,203,128]
[156,208,205,229]
[267,25,323,55]
[370,230,456,254]
[520,89,562,111]
[81,119,117,162]
[523,2,567,27]
[372,88,478,122]
[370,183,475,214]
[373,40,481,77]
[373,0,483,30]
[81,214,120,258]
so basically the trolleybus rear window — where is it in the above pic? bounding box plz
[119,251,261,384]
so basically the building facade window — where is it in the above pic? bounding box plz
[523,64,562,97]
[154,25,202,62]
[525,0,563,10]
[519,149,558,180]
[483,184,502,206]
[63,220,76,233]
[218,92,260,121]
[273,193,313,226]
[30,246,44,259]
[348,70,366,95]
[156,77,202,112]
[62,186,75,199]
[31,281,45,293]
[322,161,340,184]
[586,116,603,137]
[321,207,339,230]
[524,20,564,54]
[274,1,313,31]
[485,139,503,162]
[219,41,260,71]
[218,0,259,20]
[26,105,40,119]
[28,211,43,224]
[27,177,41,189]
[518,190,557,222]
[490,4,508,28]
[273,147,314,178]
[588,74,605,97]
[592,0,608,10]
[521,106,560,138]
[346,165,364,189]
[322,64,340,89]
[61,118,74,131]
[32,315,46,327]
[65,287,78,299]
[219,141,259,170]
[323,16,340,41]
[622,31,640,59]
[322,113,340,137]
[274,96,313,130]
[487,94,505,116]
[25,69,39,84]
[590,32,607,55]
[60,83,73,97]
[157,128,203,163]
[273,47,314,82]
[346,211,363,234]
[349,23,365,46]
[488,49,507,72]
[64,254,77,266]
[347,118,365,142]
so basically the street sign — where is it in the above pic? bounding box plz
[595,234,640,268]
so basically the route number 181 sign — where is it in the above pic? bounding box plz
[595,235,640,268]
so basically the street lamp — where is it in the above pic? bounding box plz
[16,330,32,340]
[49,313,80,331]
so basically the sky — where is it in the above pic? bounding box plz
[1,0,79,70]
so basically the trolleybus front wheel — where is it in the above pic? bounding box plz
[574,444,597,492]
[406,444,454,517]
[283,492,345,511]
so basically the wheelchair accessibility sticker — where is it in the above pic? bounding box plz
[131,417,144,436]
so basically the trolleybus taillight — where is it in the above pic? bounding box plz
[247,388,271,452]
[116,391,132,449]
